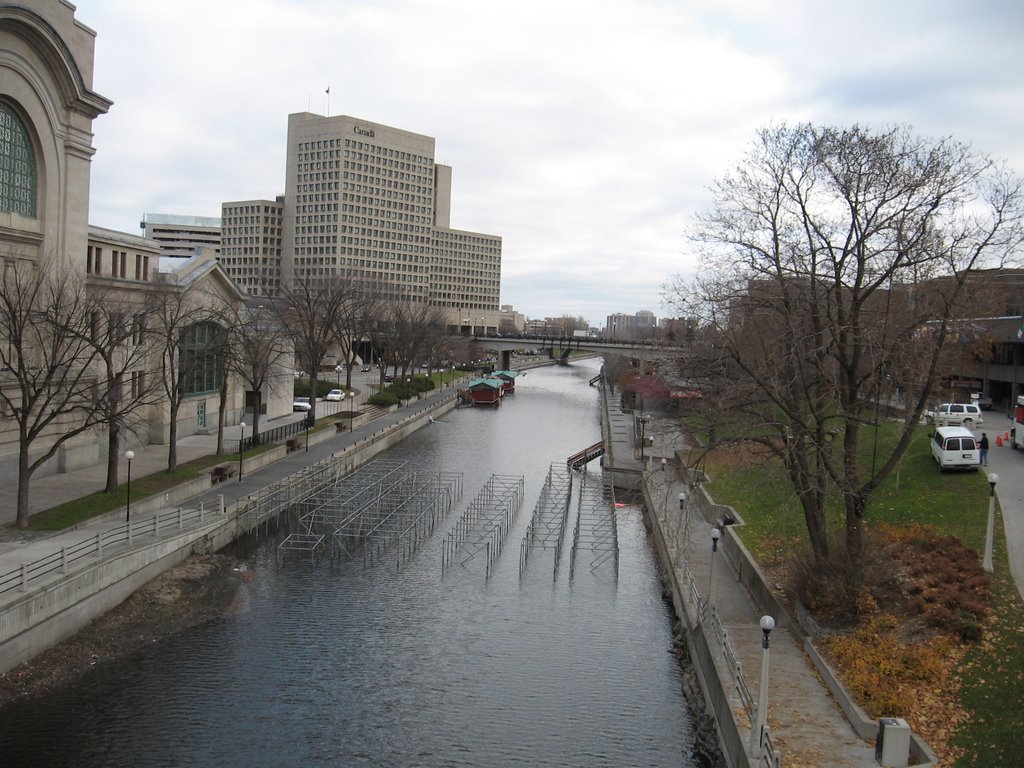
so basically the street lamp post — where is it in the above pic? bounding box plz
[238,422,246,482]
[984,472,998,572]
[639,414,651,462]
[749,615,776,754]
[706,527,721,614]
[349,389,355,428]
[674,492,686,560]
[124,450,134,522]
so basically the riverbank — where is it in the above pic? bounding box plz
[0,553,247,708]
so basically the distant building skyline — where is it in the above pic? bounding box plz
[605,311,658,339]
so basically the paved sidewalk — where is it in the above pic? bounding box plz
[632,415,879,768]
[977,413,1024,599]
[0,396,358,532]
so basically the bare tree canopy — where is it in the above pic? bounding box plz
[0,259,106,526]
[225,300,292,445]
[666,123,1024,564]
[84,287,160,493]
[270,274,365,424]
[146,281,222,472]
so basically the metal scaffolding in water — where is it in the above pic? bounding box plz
[519,463,574,578]
[340,471,463,568]
[442,474,525,577]
[278,460,463,568]
[569,471,619,579]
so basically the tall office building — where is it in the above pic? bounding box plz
[281,112,501,315]
[220,198,284,296]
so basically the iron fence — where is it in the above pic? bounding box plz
[0,501,224,598]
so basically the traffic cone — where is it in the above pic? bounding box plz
[1005,431,1010,442]
[996,434,1003,447]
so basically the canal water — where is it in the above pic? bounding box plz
[1,358,702,767]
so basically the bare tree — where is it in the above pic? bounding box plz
[83,287,160,493]
[226,300,292,446]
[558,315,590,335]
[667,123,1024,565]
[365,290,447,383]
[271,274,358,424]
[330,283,377,392]
[0,258,105,527]
[146,281,219,472]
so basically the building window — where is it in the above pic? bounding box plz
[0,103,37,217]
[179,321,225,395]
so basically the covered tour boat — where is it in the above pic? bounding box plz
[491,370,519,393]
[465,377,504,406]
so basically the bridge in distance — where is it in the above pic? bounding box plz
[468,334,680,367]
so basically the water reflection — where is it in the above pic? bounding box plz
[1,359,700,767]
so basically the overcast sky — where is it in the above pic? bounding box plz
[76,0,1024,327]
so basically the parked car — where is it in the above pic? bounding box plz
[293,397,312,411]
[326,389,345,401]
[931,426,980,472]
[970,393,993,410]
[929,402,984,428]
[384,374,394,383]
[360,365,371,372]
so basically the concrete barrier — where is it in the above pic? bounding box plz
[0,526,217,672]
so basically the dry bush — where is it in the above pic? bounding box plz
[789,529,897,628]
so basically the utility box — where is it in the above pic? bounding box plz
[875,717,911,767]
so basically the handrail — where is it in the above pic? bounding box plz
[566,441,604,469]
[707,603,754,717]
[0,500,223,598]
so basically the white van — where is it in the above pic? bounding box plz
[931,426,980,471]
[930,403,984,428]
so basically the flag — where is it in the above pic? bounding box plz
[325,86,330,95]
[1017,322,1024,340]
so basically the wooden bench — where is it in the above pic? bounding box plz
[286,438,301,452]
[335,421,348,434]
[211,464,237,483]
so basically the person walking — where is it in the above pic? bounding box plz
[979,432,989,466]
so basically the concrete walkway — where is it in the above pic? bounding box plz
[600,397,881,767]
[0,396,357,530]
[977,413,1024,599]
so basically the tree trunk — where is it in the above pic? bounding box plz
[845,492,866,563]
[252,392,262,446]
[167,398,179,472]
[309,374,319,423]
[216,377,228,456]
[104,425,120,494]
[16,441,31,529]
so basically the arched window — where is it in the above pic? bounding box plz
[0,103,37,218]
[179,321,225,396]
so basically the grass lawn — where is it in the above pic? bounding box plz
[701,424,1024,767]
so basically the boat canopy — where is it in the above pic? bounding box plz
[467,378,504,390]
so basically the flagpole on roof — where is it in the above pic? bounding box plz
[325,85,331,117]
